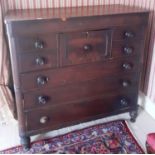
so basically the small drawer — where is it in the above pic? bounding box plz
[112,40,144,58]
[60,29,112,66]
[113,26,146,41]
[25,92,137,132]
[18,51,58,73]
[13,34,58,53]
[23,74,139,110]
[20,57,140,92]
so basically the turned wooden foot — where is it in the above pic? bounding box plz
[20,136,31,150]
[129,110,138,123]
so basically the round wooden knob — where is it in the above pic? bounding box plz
[38,96,48,104]
[37,76,48,85]
[124,47,133,55]
[124,31,134,38]
[40,116,49,124]
[120,98,128,106]
[34,40,44,49]
[122,80,130,87]
[83,44,92,51]
[122,63,132,70]
[35,57,45,66]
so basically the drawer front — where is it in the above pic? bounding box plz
[18,51,58,73]
[13,34,57,53]
[23,74,139,110]
[60,29,112,66]
[26,92,138,132]
[113,26,146,41]
[112,40,144,58]
[20,57,140,92]
[59,26,146,67]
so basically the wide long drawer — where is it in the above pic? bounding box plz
[23,74,139,110]
[20,57,140,92]
[25,92,138,133]
[59,26,145,67]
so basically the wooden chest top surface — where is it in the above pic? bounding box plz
[5,4,149,23]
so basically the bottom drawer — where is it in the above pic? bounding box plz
[25,93,138,132]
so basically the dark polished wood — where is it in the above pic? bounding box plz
[18,51,58,73]
[26,92,137,132]
[20,136,31,150]
[60,29,112,66]
[20,57,140,92]
[23,74,139,110]
[5,5,149,149]
[13,34,58,53]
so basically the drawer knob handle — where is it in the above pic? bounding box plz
[124,47,133,55]
[40,116,49,124]
[120,98,128,106]
[122,63,132,70]
[83,44,92,51]
[124,32,134,38]
[37,76,48,85]
[122,80,130,87]
[38,96,48,104]
[35,57,45,66]
[34,40,44,49]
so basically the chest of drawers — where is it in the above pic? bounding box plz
[5,5,149,149]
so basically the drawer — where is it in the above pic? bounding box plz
[8,13,148,36]
[60,29,112,66]
[18,51,58,73]
[23,74,139,110]
[25,92,137,132]
[113,26,146,41]
[112,40,144,58]
[13,34,58,53]
[20,57,140,92]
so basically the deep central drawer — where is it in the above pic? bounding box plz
[23,74,139,110]
[60,29,112,66]
[25,92,137,132]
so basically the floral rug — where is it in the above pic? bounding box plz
[0,120,144,154]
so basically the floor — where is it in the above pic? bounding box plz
[0,104,155,152]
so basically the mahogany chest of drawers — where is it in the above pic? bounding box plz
[5,5,149,149]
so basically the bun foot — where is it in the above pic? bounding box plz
[20,136,31,150]
[130,110,138,123]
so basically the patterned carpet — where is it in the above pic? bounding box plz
[0,120,144,154]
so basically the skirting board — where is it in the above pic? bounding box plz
[138,91,155,119]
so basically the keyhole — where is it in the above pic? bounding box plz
[86,32,89,38]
